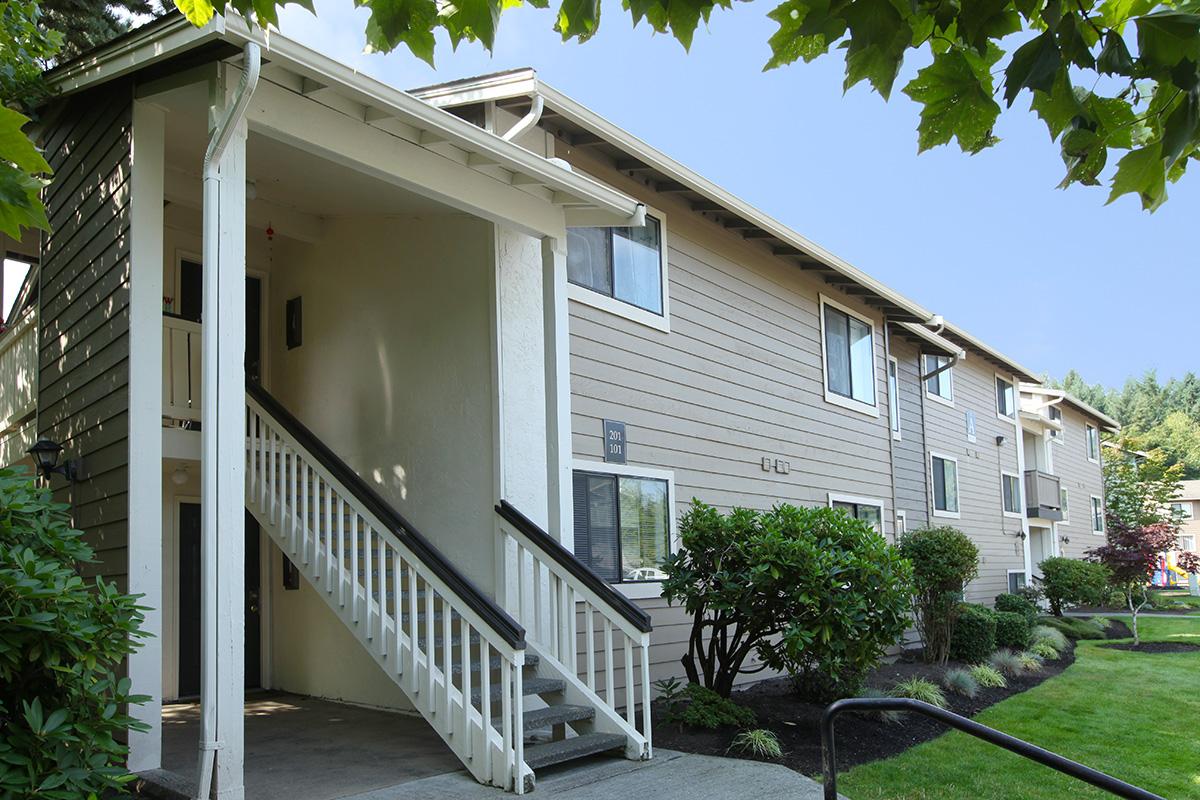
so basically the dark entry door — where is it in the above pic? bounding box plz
[178,505,263,698]
[176,259,263,384]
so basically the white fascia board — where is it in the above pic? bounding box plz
[943,322,1040,384]
[1018,384,1120,431]
[218,20,643,228]
[412,69,539,109]
[47,15,226,95]
[895,321,965,359]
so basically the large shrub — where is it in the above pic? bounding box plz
[897,526,979,664]
[994,592,1038,627]
[949,603,996,663]
[1037,557,1111,616]
[994,610,1032,650]
[664,501,912,700]
[0,469,149,797]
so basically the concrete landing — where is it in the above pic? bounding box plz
[340,749,834,800]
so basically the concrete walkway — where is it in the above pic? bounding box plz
[340,749,834,800]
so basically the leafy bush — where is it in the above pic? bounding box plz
[889,677,948,708]
[663,683,757,730]
[665,502,912,700]
[855,687,904,725]
[942,667,979,698]
[994,610,1032,650]
[1030,640,1060,659]
[898,526,979,664]
[1038,615,1107,641]
[1031,625,1070,654]
[968,663,1007,688]
[988,648,1026,677]
[949,603,996,664]
[1037,557,1111,616]
[728,729,783,759]
[1017,652,1044,673]
[994,592,1038,627]
[0,469,149,797]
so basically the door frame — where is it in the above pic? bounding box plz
[163,495,273,700]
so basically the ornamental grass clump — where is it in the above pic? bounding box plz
[0,468,150,797]
[728,729,783,760]
[942,667,980,699]
[968,664,1007,689]
[1031,625,1070,654]
[1017,652,1044,673]
[898,527,979,664]
[889,677,948,709]
[988,648,1026,677]
[1030,640,1061,660]
[855,687,904,725]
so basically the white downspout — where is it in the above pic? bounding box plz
[502,94,544,142]
[195,40,260,800]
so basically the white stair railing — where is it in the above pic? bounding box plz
[495,501,652,760]
[245,388,532,793]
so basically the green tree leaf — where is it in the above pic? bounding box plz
[174,0,215,26]
[764,0,834,69]
[1161,88,1200,166]
[1108,141,1167,209]
[1004,30,1062,106]
[1030,67,1084,139]
[1136,10,1200,70]
[841,0,911,98]
[904,47,1002,153]
[1097,30,1135,74]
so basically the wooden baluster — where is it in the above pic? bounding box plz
[549,572,559,660]
[258,417,268,514]
[393,549,403,673]
[426,586,436,708]
[408,565,419,696]
[517,546,530,629]
[604,620,615,709]
[350,515,360,623]
[501,660,512,789]
[364,524,374,638]
[378,533,387,654]
[480,640,492,781]
[293,454,302,562]
[513,658,524,793]
[442,597,452,734]
[330,496,341,593]
[268,430,277,525]
[247,411,257,500]
[320,481,331,580]
[532,560,542,648]
[624,637,635,727]
[461,616,472,760]
[641,639,652,756]
[585,604,596,691]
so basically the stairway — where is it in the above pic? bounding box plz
[243,383,651,793]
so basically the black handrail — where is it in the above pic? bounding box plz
[247,379,526,649]
[820,698,1164,800]
[495,500,653,634]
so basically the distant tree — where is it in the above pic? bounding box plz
[41,0,160,58]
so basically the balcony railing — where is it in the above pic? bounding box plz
[1024,469,1063,521]
[163,314,201,422]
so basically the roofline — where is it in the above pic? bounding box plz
[1020,384,1120,431]
[942,322,1041,383]
[894,321,965,359]
[413,69,936,324]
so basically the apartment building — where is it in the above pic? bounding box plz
[0,20,1117,797]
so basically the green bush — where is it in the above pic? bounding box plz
[994,592,1038,627]
[665,502,912,702]
[1037,557,1111,616]
[1038,615,1107,641]
[994,610,1032,650]
[0,469,149,797]
[1031,624,1070,654]
[663,683,757,730]
[949,603,996,664]
[898,526,979,664]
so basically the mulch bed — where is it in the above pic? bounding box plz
[654,618,1132,778]
[1100,641,1200,653]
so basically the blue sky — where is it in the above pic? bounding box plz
[277,1,1198,389]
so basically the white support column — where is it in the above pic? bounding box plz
[201,72,248,800]
[1014,383,1033,586]
[541,236,572,547]
[127,98,166,774]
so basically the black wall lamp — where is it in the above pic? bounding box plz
[27,438,82,482]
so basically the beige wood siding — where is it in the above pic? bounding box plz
[919,356,1025,605]
[560,148,898,685]
[890,337,929,532]
[39,84,133,590]
[1053,408,1107,560]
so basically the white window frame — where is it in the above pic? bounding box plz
[572,458,677,600]
[1001,470,1023,518]
[566,208,671,334]
[827,492,887,535]
[895,509,907,536]
[818,294,879,417]
[1007,569,1028,594]
[930,451,961,519]
[1170,501,1193,520]
[1179,534,1196,552]
[887,356,902,440]
[995,373,1018,423]
[1049,404,1064,444]
[1060,486,1070,523]
[1085,424,1100,464]
[924,354,955,407]
[1090,495,1105,534]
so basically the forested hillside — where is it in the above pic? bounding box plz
[1050,371,1200,479]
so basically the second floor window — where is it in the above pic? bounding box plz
[931,455,959,516]
[567,217,664,315]
[1085,424,1100,462]
[888,358,901,437]
[924,355,954,403]
[1171,502,1193,520]
[1091,496,1105,533]
[996,376,1016,419]
[1060,487,1070,521]
[1001,473,1022,515]
[821,299,875,407]
[572,470,670,583]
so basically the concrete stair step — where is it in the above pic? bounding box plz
[452,652,540,676]
[471,677,563,705]
[523,733,626,770]
[522,703,595,730]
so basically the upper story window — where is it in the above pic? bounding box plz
[572,469,671,583]
[820,296,876,413]
[567,217,664,315]
[1049,405,1063,442]
[1060,487,1070,522]
[1171,502,1194,520]
[931,454,960,517]
[1085,424,1100,463]
[924,355,954,404]
[887,357,901,439]
[1091,495,1105,533]
[996,376,1016,419]
[1001,472,1022,516]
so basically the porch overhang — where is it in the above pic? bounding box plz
[1019,384,1121,432]
[892,321,965,360]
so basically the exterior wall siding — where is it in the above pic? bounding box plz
[560,146,898,685]
[919,356,1025,604]
[889,336,929,532]
[39,84,133,590]
[1053,407,1107,560]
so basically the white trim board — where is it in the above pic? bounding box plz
[817,293,880,418]
[929,451,961,519]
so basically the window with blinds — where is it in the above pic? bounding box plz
[573,471,670,583]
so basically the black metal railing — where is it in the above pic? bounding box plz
[820,698,1164,800]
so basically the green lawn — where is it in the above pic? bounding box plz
[1150,588,1200,613]
[838,616,1200,800]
